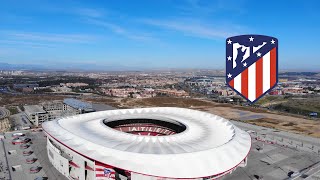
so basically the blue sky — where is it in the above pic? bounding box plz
[0,0,320,70]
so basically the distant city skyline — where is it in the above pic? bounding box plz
[1,0,320,70]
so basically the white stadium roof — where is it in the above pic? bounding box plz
[42,107,251,179]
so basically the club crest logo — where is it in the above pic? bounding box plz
[226,35,278,103]
[103,168,114,178]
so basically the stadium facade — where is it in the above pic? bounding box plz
[42,107,251,180]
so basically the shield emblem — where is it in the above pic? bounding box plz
[226,35,278,103]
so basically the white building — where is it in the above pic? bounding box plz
[24,100,81,126]
[24,105,48,126]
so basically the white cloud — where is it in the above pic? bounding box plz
[141,19,237,39]
[0,40,56,48]
[176,0,247,16]
[74,8,104,18]
[86,19,156,42]
[2,31,97,44]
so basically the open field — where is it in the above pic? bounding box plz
[118,97,320,138]
[119,97,215,108]
[257,95,320,116]
[0,95,66,106]
[273,97,320,115]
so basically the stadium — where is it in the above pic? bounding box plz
[42,107,251,180]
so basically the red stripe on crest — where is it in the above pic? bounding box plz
[256,58,263,98]
[270,48,277,87]
[241,68,248,98]
[229,79,234,88]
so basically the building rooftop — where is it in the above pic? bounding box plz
[24,105,46,114]
[63,98,93,111]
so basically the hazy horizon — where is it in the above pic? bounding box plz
[1,61,319,72]
[1,0,320,70]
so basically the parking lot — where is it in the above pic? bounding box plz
[225,121,320,180]
[1,130,67,180]
[226,138,320,180]
[27,130,68,180]
[2,131,46,180]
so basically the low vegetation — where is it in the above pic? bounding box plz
[7,106,18,115]
[257,95,320,118]
[271,97,320,117]
[0,94,65,106]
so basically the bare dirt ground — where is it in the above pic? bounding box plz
[117,97,320,138]
[0,94,66,106]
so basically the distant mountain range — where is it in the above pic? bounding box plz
[0,62,222,72]
[1,62,319,72]
[0,62,47,70]
[0,62,144,71]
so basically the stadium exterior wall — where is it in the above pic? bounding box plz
[46,132,248,180]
